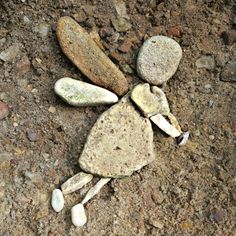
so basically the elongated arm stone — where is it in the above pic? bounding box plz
[81,178,111,205]
[150,114,181,138]
[57,16,128,96]
[61,172,93,194]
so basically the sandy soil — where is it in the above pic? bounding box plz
[0,0,235,235]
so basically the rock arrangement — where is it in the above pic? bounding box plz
[52,16,188,227]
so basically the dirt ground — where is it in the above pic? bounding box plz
[0,0,235,235]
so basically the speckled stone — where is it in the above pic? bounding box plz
[137,36,182,85]
[54,77,118,106]
[57,16,128,96]
[79,96,154,178]
[130,83,170,117]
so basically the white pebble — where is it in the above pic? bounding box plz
[150,114,181,138]
[71,203,87,227]
[51,189,64,212]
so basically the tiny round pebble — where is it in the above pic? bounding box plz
[137,36,182,85]
[71,203,87,227]
[0,101,9,120]
[51,189,64,213]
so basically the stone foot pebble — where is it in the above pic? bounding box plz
[137,36,182,85]
[81,178,111,205]
[79,96,154,178]
[61,172,93,194]
[51,189,64,212]
[57,16,128,96]
[150,114,181,138]
[71,204,87,227]
[131,83,170,117]
[55,77,118,106]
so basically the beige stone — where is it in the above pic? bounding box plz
[79,96,154,178]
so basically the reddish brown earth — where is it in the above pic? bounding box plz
[0,1,235,235]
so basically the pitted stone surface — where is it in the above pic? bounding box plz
[79,96,154,178]
[137,36,182,85]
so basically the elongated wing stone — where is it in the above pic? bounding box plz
[130,83,170,117]
[57,16,128,96]
[54,77,118,106]
[79,96,154,178]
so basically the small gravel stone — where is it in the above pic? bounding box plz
[51,189,64,213]
[111,16,132,32]
[196,55,215,70]
[131,83,170,117]
[221,30,236,45]
[32,23,50,38]
[0,101,9,120]
[61,172,93,194]
[54,77,118,106]
[137,36,182,85]
[71,203,87,227]
[48,106,56,113]
[27,129,39,142]
[16,55,30,75]
[0,43,21,62]
[220,61,236,82]
[211,208,224,223]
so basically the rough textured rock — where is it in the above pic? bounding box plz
[0,43,21,62]
[137,36,182,85]
[220,61,236,82]
[57,16,128,96]
[130,83,170,117]
[196,55,215,71]
[54,77,118,106]
[79,96,154,178]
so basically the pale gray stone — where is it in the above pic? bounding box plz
[137,36,182,85]
[130,83,170,117]
[61,172,93,194]
[196,55,215,70]
[54,77,118,106]
[0,43,21,62]
[79,96,154,178]
[71,203,87,227]
[51,189,64,212]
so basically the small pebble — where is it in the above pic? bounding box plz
[221,30,236,45]
[32,23,50,38]
[0,43,21,62]
[111,16,132,32]
[27,129,39,142]
[220,61,236,82]
[54,77,118,106]
[131,83,170,117]
[196,55,215,71]
[48,106,56,113]
[51,189,64,212]
[71,203,87,227]
[211,208,224,223]
[137,36,182,85]
[0,101,9,120]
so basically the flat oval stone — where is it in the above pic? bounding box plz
[137,36,182,85]
[54,77,118,106]
[79,96,154,178]
[130,83,170,117]
[57,16,128,96]
[51,189,64,212]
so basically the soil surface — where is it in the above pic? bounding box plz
[0,1,235,235]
